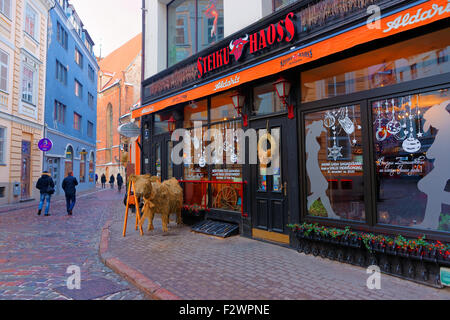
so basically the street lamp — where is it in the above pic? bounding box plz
[273,77,294,120]
[231,92,248,127]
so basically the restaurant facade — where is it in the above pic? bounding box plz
[133,0,450,252]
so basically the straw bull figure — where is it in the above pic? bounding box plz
[129,175,183,233]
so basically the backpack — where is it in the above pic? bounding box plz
[46,184,55,195]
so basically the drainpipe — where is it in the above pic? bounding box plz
[43,2,57,173]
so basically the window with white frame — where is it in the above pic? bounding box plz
[25,4,38,40]
[0,0,11,19]
[74,79,82,98]
[22,64,34,104]
[0,49,8,93]
[0,127,5,164]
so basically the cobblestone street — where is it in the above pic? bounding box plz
[0,188,146,300]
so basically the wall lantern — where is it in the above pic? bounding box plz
[168,116,176,134]
[231,92,248,127]
[273,77,294,119]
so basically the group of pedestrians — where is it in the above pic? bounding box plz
[98,173,123,192]
[36,171,125,217]
[36,171,78,217]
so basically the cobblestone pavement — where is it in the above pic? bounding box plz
[106,202,450,300]
[0,188,146,300]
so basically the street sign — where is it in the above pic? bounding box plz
[118,122,141,138]
[441,268,450,287]
[38,138,53,152]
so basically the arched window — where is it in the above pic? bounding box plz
[80,149,86,183]
[89,152,95,182]
[65,145,74,177]
[106,104,113,163]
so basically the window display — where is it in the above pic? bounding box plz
[301,28,450,103]
[373,89,450,232]
[305,105,365,221]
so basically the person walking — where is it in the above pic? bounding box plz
[109,175,115,189]
[117,173,124,193]
[36,171,55,217]
[62,172,78,216]
[101,174,107,189]
[95,173,99,185]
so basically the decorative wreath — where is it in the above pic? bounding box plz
[258,133,277,165]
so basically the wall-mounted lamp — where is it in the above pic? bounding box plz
[273,77,294,120]
[231,92,248,127]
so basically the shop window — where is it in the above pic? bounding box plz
[168,0,224,67]
[253,82,284,116]
[210,120,243,212]
[89,153,94,182]
[373,88,450,232]
[257,127,282,193]
[301,28,450,103]
[65,146,74,177]
[304,105,365,222]
[80,151,86,183]
[182,126,209,206]
[210,92,239,123]
[184,99,208,128]
[273,0,296,11]
[154,113,170,135]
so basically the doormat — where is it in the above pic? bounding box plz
[191,220,239,238]
[53,278,128,300]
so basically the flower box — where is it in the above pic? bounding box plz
[181,205,206,226]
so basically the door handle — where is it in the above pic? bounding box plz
[284,182,288,197]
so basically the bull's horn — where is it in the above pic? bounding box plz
[229,40,235,51]
[243,34,249,41]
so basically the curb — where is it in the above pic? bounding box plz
[99,220,181,301]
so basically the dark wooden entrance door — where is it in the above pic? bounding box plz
[152,134,174,182]
[250,117,290,235]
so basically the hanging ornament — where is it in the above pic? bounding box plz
[375,102,387,141]
[324,112,336,128]
[402,99,421,154]
[416,95,424,138]
[339,106,355,135]
[328,130,343,161]
[386,99,401,135]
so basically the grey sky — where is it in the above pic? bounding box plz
[69,0,141,57]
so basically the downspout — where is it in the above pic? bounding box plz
[43,1,57,173]
[139,0,147,175]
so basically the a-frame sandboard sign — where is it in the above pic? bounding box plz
[123,180,144,237]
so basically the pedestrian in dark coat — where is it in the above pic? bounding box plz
[109,175,115,189]
[36,171,55,216]
[101,174,107,189]
[117,173,124,193]
[95,174,99,185]
[62,172,78,216]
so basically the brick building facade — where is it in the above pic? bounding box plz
[96,34,141,180]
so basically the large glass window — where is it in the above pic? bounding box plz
[210,92,239,123]
[22,64,34,104]
[304,105,365,222]
[184,99,208,128]
[273,0,296,11]
[210,120,243,212]
[253,82,284,116]
[302,28,450,103]
[0,49,8,92]
[25,5,37,39]
[168,0,224,67]
[373,88,450,232]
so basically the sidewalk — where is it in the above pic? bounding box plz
[100,198,450,300]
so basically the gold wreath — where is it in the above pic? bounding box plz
[258,133,276,165]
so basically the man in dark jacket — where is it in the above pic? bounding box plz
[109,175,115,189]
[36,171,55,216]
[117,173,124,193]
[101,174,107,189]
[62,172,78,216]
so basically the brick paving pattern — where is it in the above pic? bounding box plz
[0,188,146,300]
[106,198,450,300]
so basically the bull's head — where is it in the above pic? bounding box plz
[229,34,249,62]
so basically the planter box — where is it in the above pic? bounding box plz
[182,208,206,226]
[293,229,445,289]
